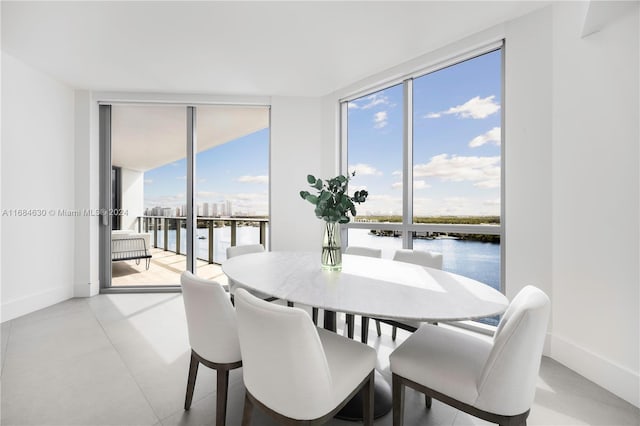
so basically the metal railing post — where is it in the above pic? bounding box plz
[260,221,266,247]
[153,217,158,248]
[208,220,214,264]
[230,220,237,247]
[163,218,168,252]
[176,218,181,255]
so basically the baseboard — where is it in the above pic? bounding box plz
[73,280,100,297]
[1,286,73,323]
[550,333,639,408]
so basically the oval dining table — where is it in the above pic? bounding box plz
[222,251,509,420]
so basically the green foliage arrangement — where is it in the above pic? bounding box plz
[300,173,368,223]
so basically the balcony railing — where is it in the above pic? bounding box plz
[136,216,268,264]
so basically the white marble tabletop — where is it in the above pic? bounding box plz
[222,251,508,322]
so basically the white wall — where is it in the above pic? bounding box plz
[550,2,639,407]
[1,52,76,321]
[270,97,325,251]
[120,167,144,231]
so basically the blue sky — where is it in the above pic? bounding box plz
[347,49,502,217]
[144,128,269,215]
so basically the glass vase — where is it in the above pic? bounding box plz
[321,221,342,271]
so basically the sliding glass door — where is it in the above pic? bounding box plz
[99,103,270,289]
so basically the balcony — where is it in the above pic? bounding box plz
[111,216,268,287]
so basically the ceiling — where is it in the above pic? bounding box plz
[111,105,269,171]
[1,1,549,97]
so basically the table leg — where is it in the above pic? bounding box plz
[321,309,392,420]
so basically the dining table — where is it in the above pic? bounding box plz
[222,251,509,419]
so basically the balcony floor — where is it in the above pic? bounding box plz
[111,248,228,287]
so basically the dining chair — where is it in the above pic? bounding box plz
[234,288,376,425]
[389,285,550,426]
[226,244,277,305]
[387,249,443,340]
[180,271,242,426]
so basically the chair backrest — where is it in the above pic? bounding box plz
[475,285,550,415]
[226,244,264,259]
[345,246,382,258]
[180,271,241,364]
[393,249,443,269]
[234,288,334,420]
[226,244,265,293]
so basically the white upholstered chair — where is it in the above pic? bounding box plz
[234,288,376,425]
[390,285,550,426]
[180,271,242,426]
[226,244,276,304]
[386,249,443,340]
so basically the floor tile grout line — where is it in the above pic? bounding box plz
[1,320,14,376]
[87,297,163,425]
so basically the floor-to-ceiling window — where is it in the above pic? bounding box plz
[101,104,270,289]
[343,45,503,323]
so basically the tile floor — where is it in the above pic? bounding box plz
[1,293,638,426]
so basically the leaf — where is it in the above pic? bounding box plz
[299,190,310,199]
[304,194,318,205]
[307,175,316,184]
[338,215,350,224]
[314,179,323,190]
[319,191,332,202]
[336,175,347,183]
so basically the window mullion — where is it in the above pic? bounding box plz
[402,79,414,249]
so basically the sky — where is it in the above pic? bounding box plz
[143,127,269,216]
[142,49,501,219]
[347,49,502,218]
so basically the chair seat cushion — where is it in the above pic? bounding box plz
[317,327,376,407]
[390,324,492,407]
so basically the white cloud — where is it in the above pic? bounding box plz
[237,175,269,184]
[414,180,429,190]
[349,163,382,176]
[469,127,501,148]
[414,154,500,188]
[348,102,359,109]
[360,92,390,110]
[391,180,429,190]
[374,111,388,128]
[426,95,500,120]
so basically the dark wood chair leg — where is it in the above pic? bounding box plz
[346,314,355,339]
[363,371,374,426]
[392,325,398,341]
[392,374,405,426]
[312,307,318,325]
[425,395,432,409]
[241,393,253,426]
[184,351,199,410]
[216,368,230,426]
[375,319,382,336]
[361,317,370,344]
